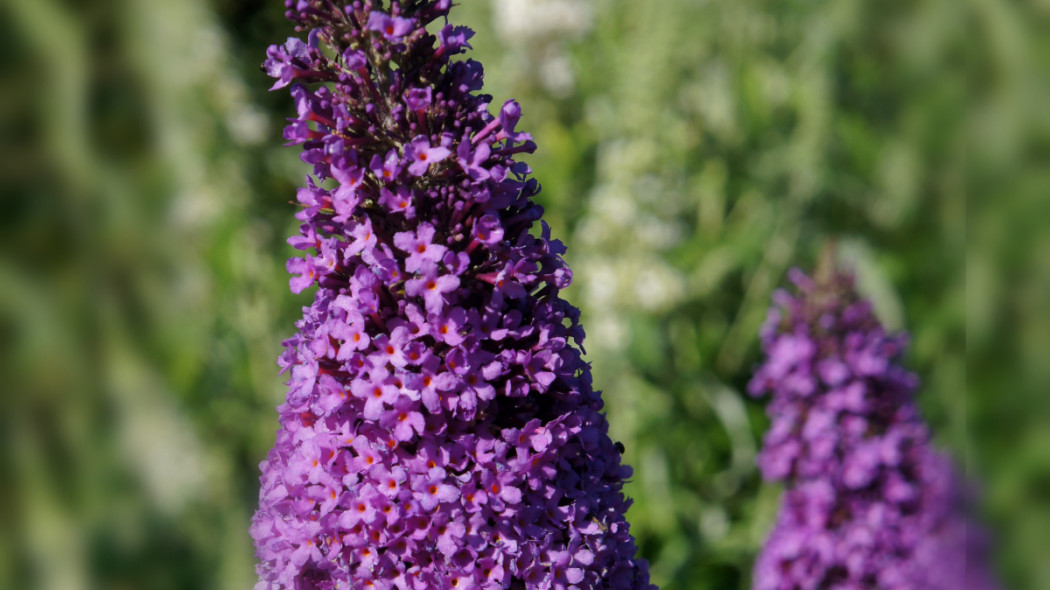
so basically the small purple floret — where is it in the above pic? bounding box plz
[404,135,451,177]
[366,11,415,42]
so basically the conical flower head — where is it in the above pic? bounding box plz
[250,2,653,589]
[749,268,999,590]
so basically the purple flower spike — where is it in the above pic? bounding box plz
[252,2,653,589]
[750,268,1000,590]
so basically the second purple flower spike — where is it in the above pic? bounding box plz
[250,2,653,589]
[749,267,999,590]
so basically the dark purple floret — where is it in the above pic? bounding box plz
[749,268,999,590]
[252,2,653,589]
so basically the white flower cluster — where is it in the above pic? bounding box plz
[491,0,594,95]
[492,0,593,41]
[574,140,689,353]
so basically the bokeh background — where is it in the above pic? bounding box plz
[1,0,1047,588]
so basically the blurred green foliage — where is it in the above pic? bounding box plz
[0,0,1045,589]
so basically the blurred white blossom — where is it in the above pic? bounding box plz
[491,0,594,95]
[493,0,593,40]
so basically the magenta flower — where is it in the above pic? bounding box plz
[750,268,999,590]
[252,2,652,589]
[404,262,459,314]
[404,136,451,177]
[264,37,312,90]
[393,223,447,273]
[366,11,415,42]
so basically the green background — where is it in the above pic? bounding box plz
[1,0,1046,588]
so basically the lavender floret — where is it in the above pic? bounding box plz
[251,2,653,589]
[749,268,999,590]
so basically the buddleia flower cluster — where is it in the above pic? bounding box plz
[748,268,999,590]
[250,2,653,589]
